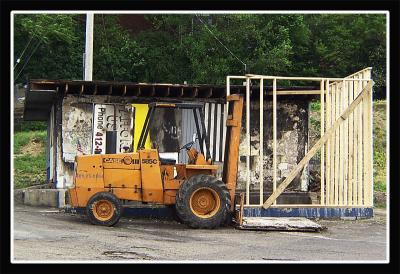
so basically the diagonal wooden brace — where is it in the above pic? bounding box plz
[262,81,373,209]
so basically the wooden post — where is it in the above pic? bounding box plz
[343,80,349,205]
[246,77,250,205]
[357,75,363,205]
[325,80,331,205]
[338,81,344,205]
[348,77,354,205]
[320,80,325,205]
[334,82,340,205]
[365,69,373,206]
[262,81,372,209]
[353,75,359,205]
[362,70,373,206]
[329,82,335,205]
[273,78,277,205]
[259,79,264,205]
[239,192,245,226]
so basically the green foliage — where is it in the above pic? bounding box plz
[14,121,47,132]
[136,14,303,84]
[302,15,386,87]
[93,15,144,81]
[14,130,47,154]
[310,101,321,111]
[13,14,386,88]
[373,100,386,193]
[14,130,47,188]
[14,154,47,188]
[14,14,85,81]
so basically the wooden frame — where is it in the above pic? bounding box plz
[227,68,373,209]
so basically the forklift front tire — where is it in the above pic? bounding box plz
[86,192,122,226]
[175,175,231,229]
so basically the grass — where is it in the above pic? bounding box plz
[13,129,47,189]
[373,100,386,194]
[14,130,47,154]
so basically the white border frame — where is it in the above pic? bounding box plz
[10,10,390,264]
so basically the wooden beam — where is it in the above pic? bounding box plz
[362,70,373,206]
[357,76,363,205]
[334,82,340,205]
[348,78,354,205]
[353,75,359,205]
[343,80,349,206]
[122,85,127,96]
[367,84,373,206]
[246,74,371,82]
[64,84,68,95]
[273,78,277,205]
[320,80,325,205]
[259,78,264,205]
[262,81,372,209]
[246,78,250,205]
[266,90,322,95]
[329,83,335,205]
[325,80,331,205]
[339,81,344,205]
[79,84,84,96]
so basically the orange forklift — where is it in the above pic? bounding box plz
[68,94,243,228]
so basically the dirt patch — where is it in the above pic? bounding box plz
[21,138,44,156]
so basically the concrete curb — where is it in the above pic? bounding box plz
[14,188,66,208]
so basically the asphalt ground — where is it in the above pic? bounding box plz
[13,204,387,262]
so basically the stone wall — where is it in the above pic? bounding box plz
[236,99,309,192]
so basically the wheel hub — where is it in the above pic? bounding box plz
[93,200,114,221]
[189,187,221,218]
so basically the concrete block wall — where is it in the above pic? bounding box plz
[15,189,67,208]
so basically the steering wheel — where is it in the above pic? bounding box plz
[179,141,195,151]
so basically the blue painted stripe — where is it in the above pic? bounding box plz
[66,207,373,219]
[243,207,374,219]
[67,207,174,219]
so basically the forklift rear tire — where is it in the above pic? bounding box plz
[175,175,231,229]
[86,192,122,226]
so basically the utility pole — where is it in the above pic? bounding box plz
[84,12,94,81]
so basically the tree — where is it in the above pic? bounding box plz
[14,14,84,82]
[14,14,386,89]
[92,15,144,81]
